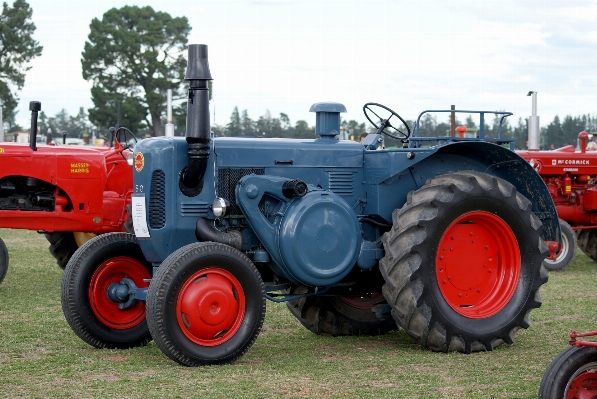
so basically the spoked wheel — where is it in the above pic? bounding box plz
[576,229,597,262]
[543,219,577,271]
[146,242,266,366]
[287,287,397,336]
[61,232,152,348]
[380,170,548,353]
[0,237,8,285]
[539,346,597,398]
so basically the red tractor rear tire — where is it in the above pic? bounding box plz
[146,242,266,366]
[380,171,548,353]
[0,237,8,284]
[538,345,597,398]
[543,219,576,271]
[577,229,597,262]
[45,232,79,269]
[287,287,397,336]
[61,233,152,349]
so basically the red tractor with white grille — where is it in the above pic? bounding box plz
[0,101,134,284]
[517,92,597,270]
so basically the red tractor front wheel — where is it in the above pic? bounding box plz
[61,233,152,349]
[539,346,597,398]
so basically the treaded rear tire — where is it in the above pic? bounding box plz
[543,219,576,271]
[576,229,597,262]
[45,232,79,269]
[286,287,397,336]
[0,237,8,284]
[380,170,548,353]
[538,345,597,398]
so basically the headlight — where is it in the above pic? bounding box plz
[126,152,134,166]
[211,197,230,218]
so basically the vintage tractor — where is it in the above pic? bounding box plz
[517,92,597,270]
[61,44,559,365]
[0,101,135,284]
[538,331,597,398]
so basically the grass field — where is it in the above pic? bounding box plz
[0,228,596,398]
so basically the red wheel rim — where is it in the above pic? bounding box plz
[89,256,150,329]
[436,211,520,318]
[339,293,384,310]
[176,268,246,347]
[567,369,597,398]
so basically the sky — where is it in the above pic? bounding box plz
[9,0,597,132]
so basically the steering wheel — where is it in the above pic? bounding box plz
[363,103,411,141]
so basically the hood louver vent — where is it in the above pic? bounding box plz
[149,170,166,229]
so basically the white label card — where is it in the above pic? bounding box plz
[132,195,150,238]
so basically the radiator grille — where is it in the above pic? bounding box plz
[217,168,265,215]
[148,170,166,229]
[328,171,354,196]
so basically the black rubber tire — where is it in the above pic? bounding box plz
[286,286,397,336]
[538,345,597,398]
[60,232,152,349]
[576,229,597,262]
[146,242,266,366]
[380,170,548,353]
[0,237,8,285]
[543,219,577,271]
[45,232,79,269]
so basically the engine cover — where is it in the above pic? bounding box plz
[277,191,360,287]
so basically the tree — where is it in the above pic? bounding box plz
[81,5,190,137]
[0,0,42,120]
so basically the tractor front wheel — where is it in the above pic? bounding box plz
[286,288,397,336]
[538,345,597,398]
[543,219,576,271]
[146,242,266,366]
[0,237,8,284]
[380,171,548,353]
[60,233,152,348]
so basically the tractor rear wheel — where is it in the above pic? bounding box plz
[146,242,266,366]
[576,229,597,262]
[380,170,548,353]
[543,219,576,271]
[0,237,8,284]
[286,287,397,336]
[61,233,152,349]
[538,345,597,398]
[45,232,79,269]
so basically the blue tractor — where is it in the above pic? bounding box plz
[61,44,559,366]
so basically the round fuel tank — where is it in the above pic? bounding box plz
[277,191,360,287]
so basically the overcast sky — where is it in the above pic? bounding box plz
[11,0,597,132]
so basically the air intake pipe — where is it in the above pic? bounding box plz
[180,44,212,197]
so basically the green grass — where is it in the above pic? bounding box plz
[0,227,595,398]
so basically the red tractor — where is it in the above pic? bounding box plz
[0,101,134,284]
[517,92,597,271]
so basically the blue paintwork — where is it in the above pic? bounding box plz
[132,102,559,288]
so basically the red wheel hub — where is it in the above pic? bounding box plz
[89,256,150,329]
[567,369,597,398]
[436,211,520,318]
[176,268,245,346]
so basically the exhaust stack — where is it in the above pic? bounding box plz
[180,44,212,196]
[29,101,41,151]
[527,91,540,151]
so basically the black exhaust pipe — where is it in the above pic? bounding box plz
[29,101,41,151]
[180,44,212,197]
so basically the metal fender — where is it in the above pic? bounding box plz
[411,141,559,242]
